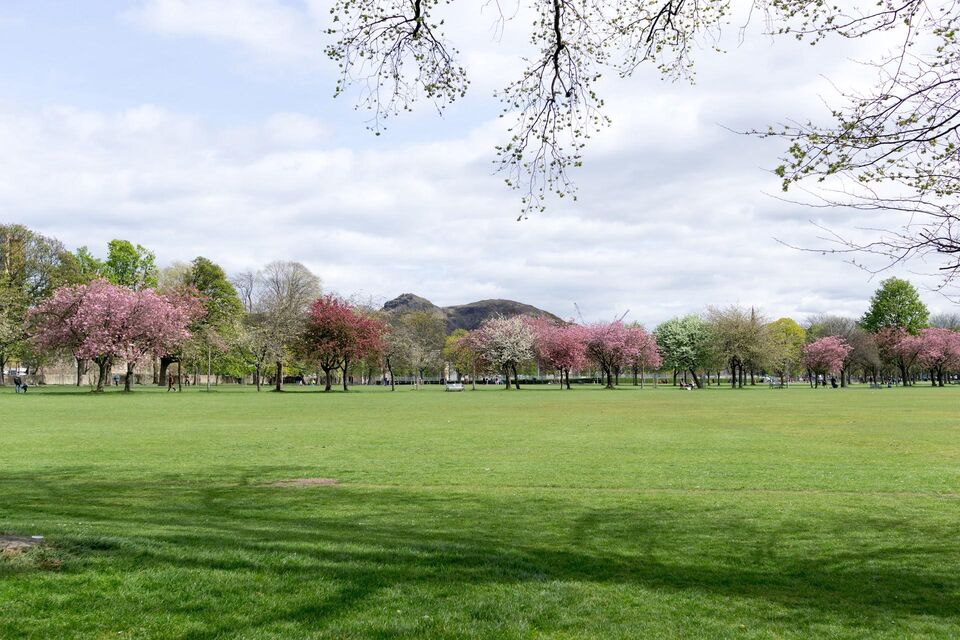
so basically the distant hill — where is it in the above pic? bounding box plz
[382,293,562,332]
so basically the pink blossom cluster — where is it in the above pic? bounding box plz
[527,317,587,375]
[28,279,202,388]
[302,294,386,390]
[916,328,960,381]
[802,336,853,375]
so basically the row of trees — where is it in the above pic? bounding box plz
[648,278,960,389]
[4,224,960,392]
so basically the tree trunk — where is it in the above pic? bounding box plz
[512,365,520,389]
[255,365,262,391]
[124,361,135,392]
[730,361,737,389]
[342,357,350,391]
[750,370,756,386]
[387,361,395,391]
[321,367,332,391]
[640,366,645,389]
[0,354,5,385]
[689,369,702,389]
[840,366,848,388]
[95,357,110,392]
[672,369,678,386]
[503,367,511,390]
[76,357,86,386]
[274,360,283,392]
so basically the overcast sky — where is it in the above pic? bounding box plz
[0,0,952,325]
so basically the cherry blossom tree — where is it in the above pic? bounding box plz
[473,315,535,390]
[627,325,662,388]
[529,318,586,389]
[28,279,199,392]
[802,337,853,388]
[118,288,205,391]
[917,328,960,387]
[875,327,924,385]
[301,295,385,391]
[583,321,636,390]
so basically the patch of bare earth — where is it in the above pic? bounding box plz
[267,478,339,488]
[1,535,42,557]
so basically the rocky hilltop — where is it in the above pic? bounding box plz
[382,293,562,332]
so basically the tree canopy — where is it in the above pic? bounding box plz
[326,0,960,286]
[861,277,929,335]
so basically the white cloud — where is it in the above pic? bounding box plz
[0,97,950,327]
[124,0,324,63]
[264,112,330,146]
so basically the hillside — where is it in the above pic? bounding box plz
[382,293,562,332]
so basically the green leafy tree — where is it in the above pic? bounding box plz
[443,329,473,381]
[706,305,769,388]
[73,247,106,282]
[72,240,159,290]
[654,315,712,389]
[766,317,806,385]
[0,224,80,382]
[861,278,929,335]
[104,240,159,290]
[180,257,246,389]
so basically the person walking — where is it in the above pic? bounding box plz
[167,373,176,392]
[13,375,22,394]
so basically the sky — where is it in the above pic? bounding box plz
[0,0,952,325]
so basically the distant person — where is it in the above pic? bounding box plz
[167,373,176,392]
[21,380,28,393]
[13,375,22,394]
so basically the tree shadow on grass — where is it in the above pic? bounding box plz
[2,469,960,638]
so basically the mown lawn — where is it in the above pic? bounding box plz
[1,383,959,639]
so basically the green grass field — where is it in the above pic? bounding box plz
[1,383,959,639]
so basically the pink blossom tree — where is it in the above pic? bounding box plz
[583,321,636,389]
[29,280,199,392]
[119,288,204,391]
[529,318,586,389]
[301,295,386,391]
[473,315,535,390]
[875,327,924,385]
[802,336,853,388]
[627,326,662,388]
[917,328,960,387]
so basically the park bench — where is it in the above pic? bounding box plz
[445,383,464,392]
[768,381,787,389]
